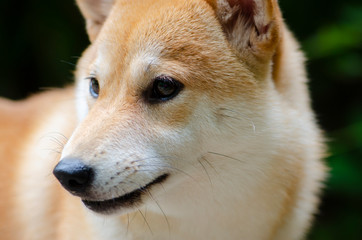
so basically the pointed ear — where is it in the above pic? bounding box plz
[76,0,115,42]
[214,0,282,63]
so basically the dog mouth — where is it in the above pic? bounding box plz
[82,174,169,214]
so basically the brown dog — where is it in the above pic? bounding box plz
[0,0,326,239]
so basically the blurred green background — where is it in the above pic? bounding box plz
[0,0,361,239]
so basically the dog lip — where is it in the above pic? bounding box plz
[82,173,169,214]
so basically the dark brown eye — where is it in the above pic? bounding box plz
[146,76,183,103]
[89,77,99,98]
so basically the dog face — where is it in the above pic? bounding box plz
[54,0,281,214]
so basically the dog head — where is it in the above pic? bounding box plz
[54,0,283,214]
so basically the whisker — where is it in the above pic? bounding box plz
[198,159,213,187]
[41,148,62,155]
[145,189,171,236]
[217,107,256,133]
[160,182,166,192]
[137,164,197,182]
[46,132,69,141]
[126,213,130,237]
[207,152,246,164]
[60,60,77,67]
[127,181,171,237]
[138,209,153,235]
[39,133,67,148]
[130,155,174,164]
[128,212,138,228]
[201,156,219,175]
[144,206,148,222]
[47,136,65,148]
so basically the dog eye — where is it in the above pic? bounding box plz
[89,77,100,98]
[146,76,183,103]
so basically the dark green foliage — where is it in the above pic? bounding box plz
[282,1,362,239]
[0,0,361,239]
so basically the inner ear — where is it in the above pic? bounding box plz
[221,0,257,31]
[76,0,115,42]
[214,0,281,56]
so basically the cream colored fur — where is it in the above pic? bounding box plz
[0,0,326,239]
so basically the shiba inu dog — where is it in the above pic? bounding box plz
[0,0,327,239]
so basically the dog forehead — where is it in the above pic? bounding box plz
[98,0,224,63]
[95,0,239,85]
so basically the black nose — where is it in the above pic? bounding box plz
[53,158,94,195]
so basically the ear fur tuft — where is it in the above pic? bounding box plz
[76,0,115,42]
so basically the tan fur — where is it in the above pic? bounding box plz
[0,0,326,239]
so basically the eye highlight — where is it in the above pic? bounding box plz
[145,76,184,103]
[89,77,100,98]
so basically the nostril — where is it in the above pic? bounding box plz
[69,179,84,189]
[67,171,89,188]
[53,158,94,194]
